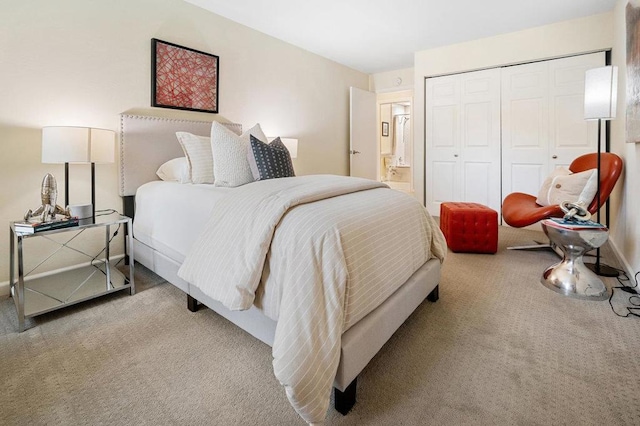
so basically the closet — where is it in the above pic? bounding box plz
[425,52,604,218]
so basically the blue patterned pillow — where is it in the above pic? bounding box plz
[247,136,296,181]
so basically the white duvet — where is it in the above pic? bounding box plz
[178,174,446,424]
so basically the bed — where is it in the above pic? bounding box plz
[119,113,445,424]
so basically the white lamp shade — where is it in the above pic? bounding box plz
[89,128,116,163]
[281,138,298,159]
[584,66,618,120]
[42,126,115,164]
[267,136,298,158]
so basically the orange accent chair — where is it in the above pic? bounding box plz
[502,152,623,228]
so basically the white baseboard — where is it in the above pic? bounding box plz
[0,255,126,298]
[609,239,635,279]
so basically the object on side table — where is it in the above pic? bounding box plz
[42,126,115,223]
[583,65,620,277]
[24,173,70,222]
[14,216,79,234]
[69,204,93,226]
[541,218,609,300]
[440,202,498,254]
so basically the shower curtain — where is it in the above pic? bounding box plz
[393,115,410,166]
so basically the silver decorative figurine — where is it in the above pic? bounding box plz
[24,173,70,222]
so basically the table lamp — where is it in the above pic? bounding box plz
[42,126,115,223]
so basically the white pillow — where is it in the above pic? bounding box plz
[211,122,268,187]
[176,132,214,184]
[536,167,598,207]
[156,157,191,183]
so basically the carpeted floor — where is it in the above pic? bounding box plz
[1,225,640,425]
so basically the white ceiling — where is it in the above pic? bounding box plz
[184,0,617,74]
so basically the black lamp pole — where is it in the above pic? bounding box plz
[585,118,619,277]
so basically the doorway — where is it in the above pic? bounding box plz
[378,92,413,195]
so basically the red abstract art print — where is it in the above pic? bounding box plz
[152,39,219,113]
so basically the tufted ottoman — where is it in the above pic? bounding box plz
[440,202,498,254]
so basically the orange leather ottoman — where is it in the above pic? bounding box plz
[440,202,498,254]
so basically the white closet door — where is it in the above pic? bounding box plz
[502,53,603,199]
[425,69,501,216]
[425,74,461,216]
[459,69,501,213]
[501,61,549,198]
[548,52,604,168]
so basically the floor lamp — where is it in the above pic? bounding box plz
[583,66,619,277]
[42,126,115,223]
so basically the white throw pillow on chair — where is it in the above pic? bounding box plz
[536,167,598,207]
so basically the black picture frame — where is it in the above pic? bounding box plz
[382,121,389,137]
[151,38,219,114]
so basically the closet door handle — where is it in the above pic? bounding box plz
[350,150,361,154]
[552,155,558,159]
[454,154,459,157]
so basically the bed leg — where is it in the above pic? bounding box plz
[335,378,357,415]
[187,295,199,312]
[427,284,439,302]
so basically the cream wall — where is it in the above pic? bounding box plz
[611,0,640,274]
[0,0,368,295]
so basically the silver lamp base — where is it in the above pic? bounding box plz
[540,220,610,301]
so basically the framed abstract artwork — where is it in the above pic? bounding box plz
[626,2,640,143]
[151,39,219,114]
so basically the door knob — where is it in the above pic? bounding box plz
[552,155,558,159]
[350,150,361,154]
[454,154,459,157]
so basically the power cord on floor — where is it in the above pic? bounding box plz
[608,269,640,318]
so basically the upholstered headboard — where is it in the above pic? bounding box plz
[118,114,242,197]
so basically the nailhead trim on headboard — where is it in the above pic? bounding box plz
[118,113,242,197]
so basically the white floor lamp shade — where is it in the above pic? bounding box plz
[584,66,618,121]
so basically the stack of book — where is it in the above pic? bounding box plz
[543,217,607,231]
[14,217,80,234]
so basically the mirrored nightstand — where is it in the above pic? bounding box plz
[9,213,135,332]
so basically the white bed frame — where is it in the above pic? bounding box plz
[119,113,441,415]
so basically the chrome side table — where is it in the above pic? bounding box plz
[540,219,609,301]
[9,213,135,332]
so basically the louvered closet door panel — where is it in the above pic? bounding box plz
[501,61,549,198]
[425,74,461,216]
[548,52,603,169]
[460,69,501,213]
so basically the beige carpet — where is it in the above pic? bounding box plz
[2,226,640,425]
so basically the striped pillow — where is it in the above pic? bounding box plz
[176,132,213,184]
[211,122,268,187]
[247,136,295,180]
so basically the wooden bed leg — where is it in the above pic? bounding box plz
[187,295,199,312]
[427,284,439,302]
[335,378,357,415]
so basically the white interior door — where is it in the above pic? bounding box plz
[349,87,377,179]
[502,53,604,199]
[425,74,460,216]
[548,52,604,168]
[501,61,549,198]
[459,69,501,213]
[425,69,501,216]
